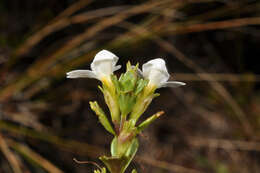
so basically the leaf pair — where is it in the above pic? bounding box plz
[100,138,139,173]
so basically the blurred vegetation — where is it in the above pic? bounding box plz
[0,0,260,172]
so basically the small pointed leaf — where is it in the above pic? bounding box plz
[122,138,139,173]
[137,111,164,133]
[89,101,115,135]
[135,79,148,95]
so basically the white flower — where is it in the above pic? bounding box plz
[141,58,185,88]
[66,50,121,80]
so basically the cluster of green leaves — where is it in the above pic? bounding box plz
[111,62,148,118]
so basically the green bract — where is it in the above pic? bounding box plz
[67,50,185,173]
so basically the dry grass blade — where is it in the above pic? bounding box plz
[189,137,260,152]
[51,0,93,23]
[172,73,260,82]
[8,140,64,173]
[136,156,202,173]
[189,2,260,22]
[14,0,93,57]
[13,5,128,59]
[0,134,22,173]
[167,17,260,34]
[0,120,105,158]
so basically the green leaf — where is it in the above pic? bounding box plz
[130,94,154,124]
[122,119,135,132]
[131,169,137,173]
[111,75,120,92]
[118,94,136,116]
[99,82,120,124]
[111,133,133,158]
[123,138,139,173]
[118,63,138,93]
[125,138,138,159]
[135,79,148,95]
[89,101,115,135]
[119,72,137,93]
[110,137,118,157]
[100,138,139,173]
[137,111,164,133]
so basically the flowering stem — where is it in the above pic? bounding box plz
[67,51,185,173]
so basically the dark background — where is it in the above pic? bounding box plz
[0,0,260,172]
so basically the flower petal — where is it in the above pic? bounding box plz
[142,58,170,86]
[113,65,121,72]
[160,81,186,88]
[66,70,97,79]
[141,61,153,79]
[90,50,120,79]
[91,50,119,70]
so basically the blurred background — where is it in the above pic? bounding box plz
[0,0,260,172]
